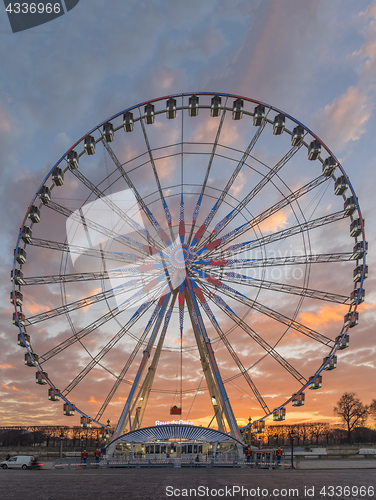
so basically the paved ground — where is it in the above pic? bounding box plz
[1,463,376,500]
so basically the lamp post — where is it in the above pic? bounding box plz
[289,430,296,469]
[80,435,84,461]
[59,432,64,460]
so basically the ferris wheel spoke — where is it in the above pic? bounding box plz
[188,275,270,414]
[190,119,268,249]
[62,291,170,397]
[47,201,162,258]
[101,138,172,249]
[39,294,159,363]
[25,277,154,326]
[219,210,347,258]
[196,174,329,258]
[210,270,350,304]
[28,238,142,264]
[202,285,306,384]
[71,167,161,250]
[198,141,304,250]
[195,270,333,346]
[138,112,174,243]
[196,252,354,270]
[187,97,229,245]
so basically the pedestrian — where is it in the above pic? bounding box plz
[5,453,10,461]
[81,449,89,465]
[94,448,101,466]
[276,446,283,465]
[195,454,200,467]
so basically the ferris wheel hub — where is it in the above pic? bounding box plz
[170,244,193,269]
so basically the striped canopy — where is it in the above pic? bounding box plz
[114,425,244,445]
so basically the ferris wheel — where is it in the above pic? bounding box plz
[11,93,367,447]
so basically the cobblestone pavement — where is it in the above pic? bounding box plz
[1,464,376,500]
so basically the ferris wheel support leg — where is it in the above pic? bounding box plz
[107,293,173,457]
[186,287,241,439]
[129,293,178,431]
[186,292,226,433]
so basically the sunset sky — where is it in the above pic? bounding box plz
[1,0,376,435]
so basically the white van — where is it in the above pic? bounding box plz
[1,456,42,470]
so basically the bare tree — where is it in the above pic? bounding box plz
[334,392,369,442]
[369,399,376,420]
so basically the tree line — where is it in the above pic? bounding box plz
[0,393,374,448]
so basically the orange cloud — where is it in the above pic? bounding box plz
[1,383,19,392]
[0,363,12,369]
[298,304,345,330]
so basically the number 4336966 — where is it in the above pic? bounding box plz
[6,3,61,14]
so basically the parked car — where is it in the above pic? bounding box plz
[1,455,43,470]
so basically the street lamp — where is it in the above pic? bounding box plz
[80,435,84,460]
[59,432,64,460]
[289,430,297,469]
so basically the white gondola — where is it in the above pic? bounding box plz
[350,218,363,237]
[308,375,322,390]
[166,97,177,119]
[308,139,321,160]
[334,175,348,195]
[211,95,221,117]
[123,111,134,132]
[144,103,155,124]
[291,125,304,146]
[352,241,368,260]
[344,196,356,216]
[28,205,40,223]
[273,408,286,421]
[336,333,349,350]
[10,291,23,306]
[84,135,96,155]
[350,287,365,305]
[253,104,265,126]
[63,403,75,416]
[232,98,243,120]
[81,416,91,428]
[15,247,26,264]
[25,352,38,366]
[52,167,64,186]
[322,156,336,177]
[353,264,368,283]
[292,392,305,407]
[67,150,79,169]
[11,269,24,285]
[48,388,60,401]
[103,122,114,142]
[18,332,30,348]
[253,422,265,433]
[273,113,285,135]
[13,312,25,327]
[38,186,51,205]
[21,226,32,244]
[344,311,359,328]
[188,95,199,116]
[323,355,337,370]
[36,371,48,385]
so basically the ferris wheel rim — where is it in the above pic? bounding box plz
[12,92,367,431]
